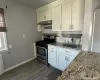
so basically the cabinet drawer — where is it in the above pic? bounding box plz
[48,45,57,52]
[57,47,80,56]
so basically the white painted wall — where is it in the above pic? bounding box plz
[92,0,100,11]
[82,0,100,51]
[0,0,42,70]
[91,9,100,53]
[82,0,93,51]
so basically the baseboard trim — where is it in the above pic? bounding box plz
[4,57,36,73]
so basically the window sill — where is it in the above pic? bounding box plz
[0,48,8,53]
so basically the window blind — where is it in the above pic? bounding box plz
[0,8,7,32]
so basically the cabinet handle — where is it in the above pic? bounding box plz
[49,51,54,52]
[59,25,61,30]
[71,25,74,29]
[69,25,71,29]
[65,51,70,53]
[65,56,69,61]
[44,16,46,20]
[69,25,74,29]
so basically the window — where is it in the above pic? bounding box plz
[0,32,7,51]
[0,8,7,51]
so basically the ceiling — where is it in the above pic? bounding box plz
[11,0,56,9]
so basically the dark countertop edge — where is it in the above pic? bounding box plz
[48,42,82,51]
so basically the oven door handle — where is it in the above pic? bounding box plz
[36,46,47,50]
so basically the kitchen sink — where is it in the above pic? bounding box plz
[63,44,79,48]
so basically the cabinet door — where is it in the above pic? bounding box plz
[62,1,72,31]
[44,9,52,21]
[37,9,51,22]
[48,50,57,68]
[66,55,75,65]
[37,11,45,22]
[37,11,43,31]
[57,53,68,71]
[52,5,61,31]
[58,52,75,71]
[72,0,85,31]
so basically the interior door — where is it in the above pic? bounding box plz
[52,5,62,31]
[62,1,72,31]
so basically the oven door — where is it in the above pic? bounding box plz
[36,46,47,56]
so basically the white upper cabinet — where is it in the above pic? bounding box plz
[36,0,85,32]
[52,5,61,31]
[62,0,84,31]
[44,9,52,21]
[37,9,51,31]
[37,11,43,31]
[37,11,44,22]
[37,9,51,22]
[62,1,72,31]
[71,0,85,31]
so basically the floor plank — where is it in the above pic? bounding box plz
[0,59,56,80]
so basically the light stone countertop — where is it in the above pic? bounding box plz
[57,51,100,80]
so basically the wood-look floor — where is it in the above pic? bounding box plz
[0,59,57,80]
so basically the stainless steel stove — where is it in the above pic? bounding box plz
[36,35,56,65]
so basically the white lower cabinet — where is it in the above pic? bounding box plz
[57,53,75,71]
[48,45,79,71]
[48,50,57,68]
[57,53,68,71]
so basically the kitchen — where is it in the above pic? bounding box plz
[35,0,100,79]
[0,0,100,80]
[36,0,84,72]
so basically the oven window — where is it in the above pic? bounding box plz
[36,47,46,56]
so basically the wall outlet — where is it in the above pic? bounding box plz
[9,45,12,48]
[22,35,26,39]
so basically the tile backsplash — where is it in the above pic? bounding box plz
[42,30,82,44]
[56,32,82,45]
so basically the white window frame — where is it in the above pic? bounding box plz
[0,32,8,52]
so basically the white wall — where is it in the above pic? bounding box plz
[91,9,100,53]
[92,0,100,10]
[0,0,42,70]
[90,0,100,51]
[82,0,93,51]
[82,0,100,51]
